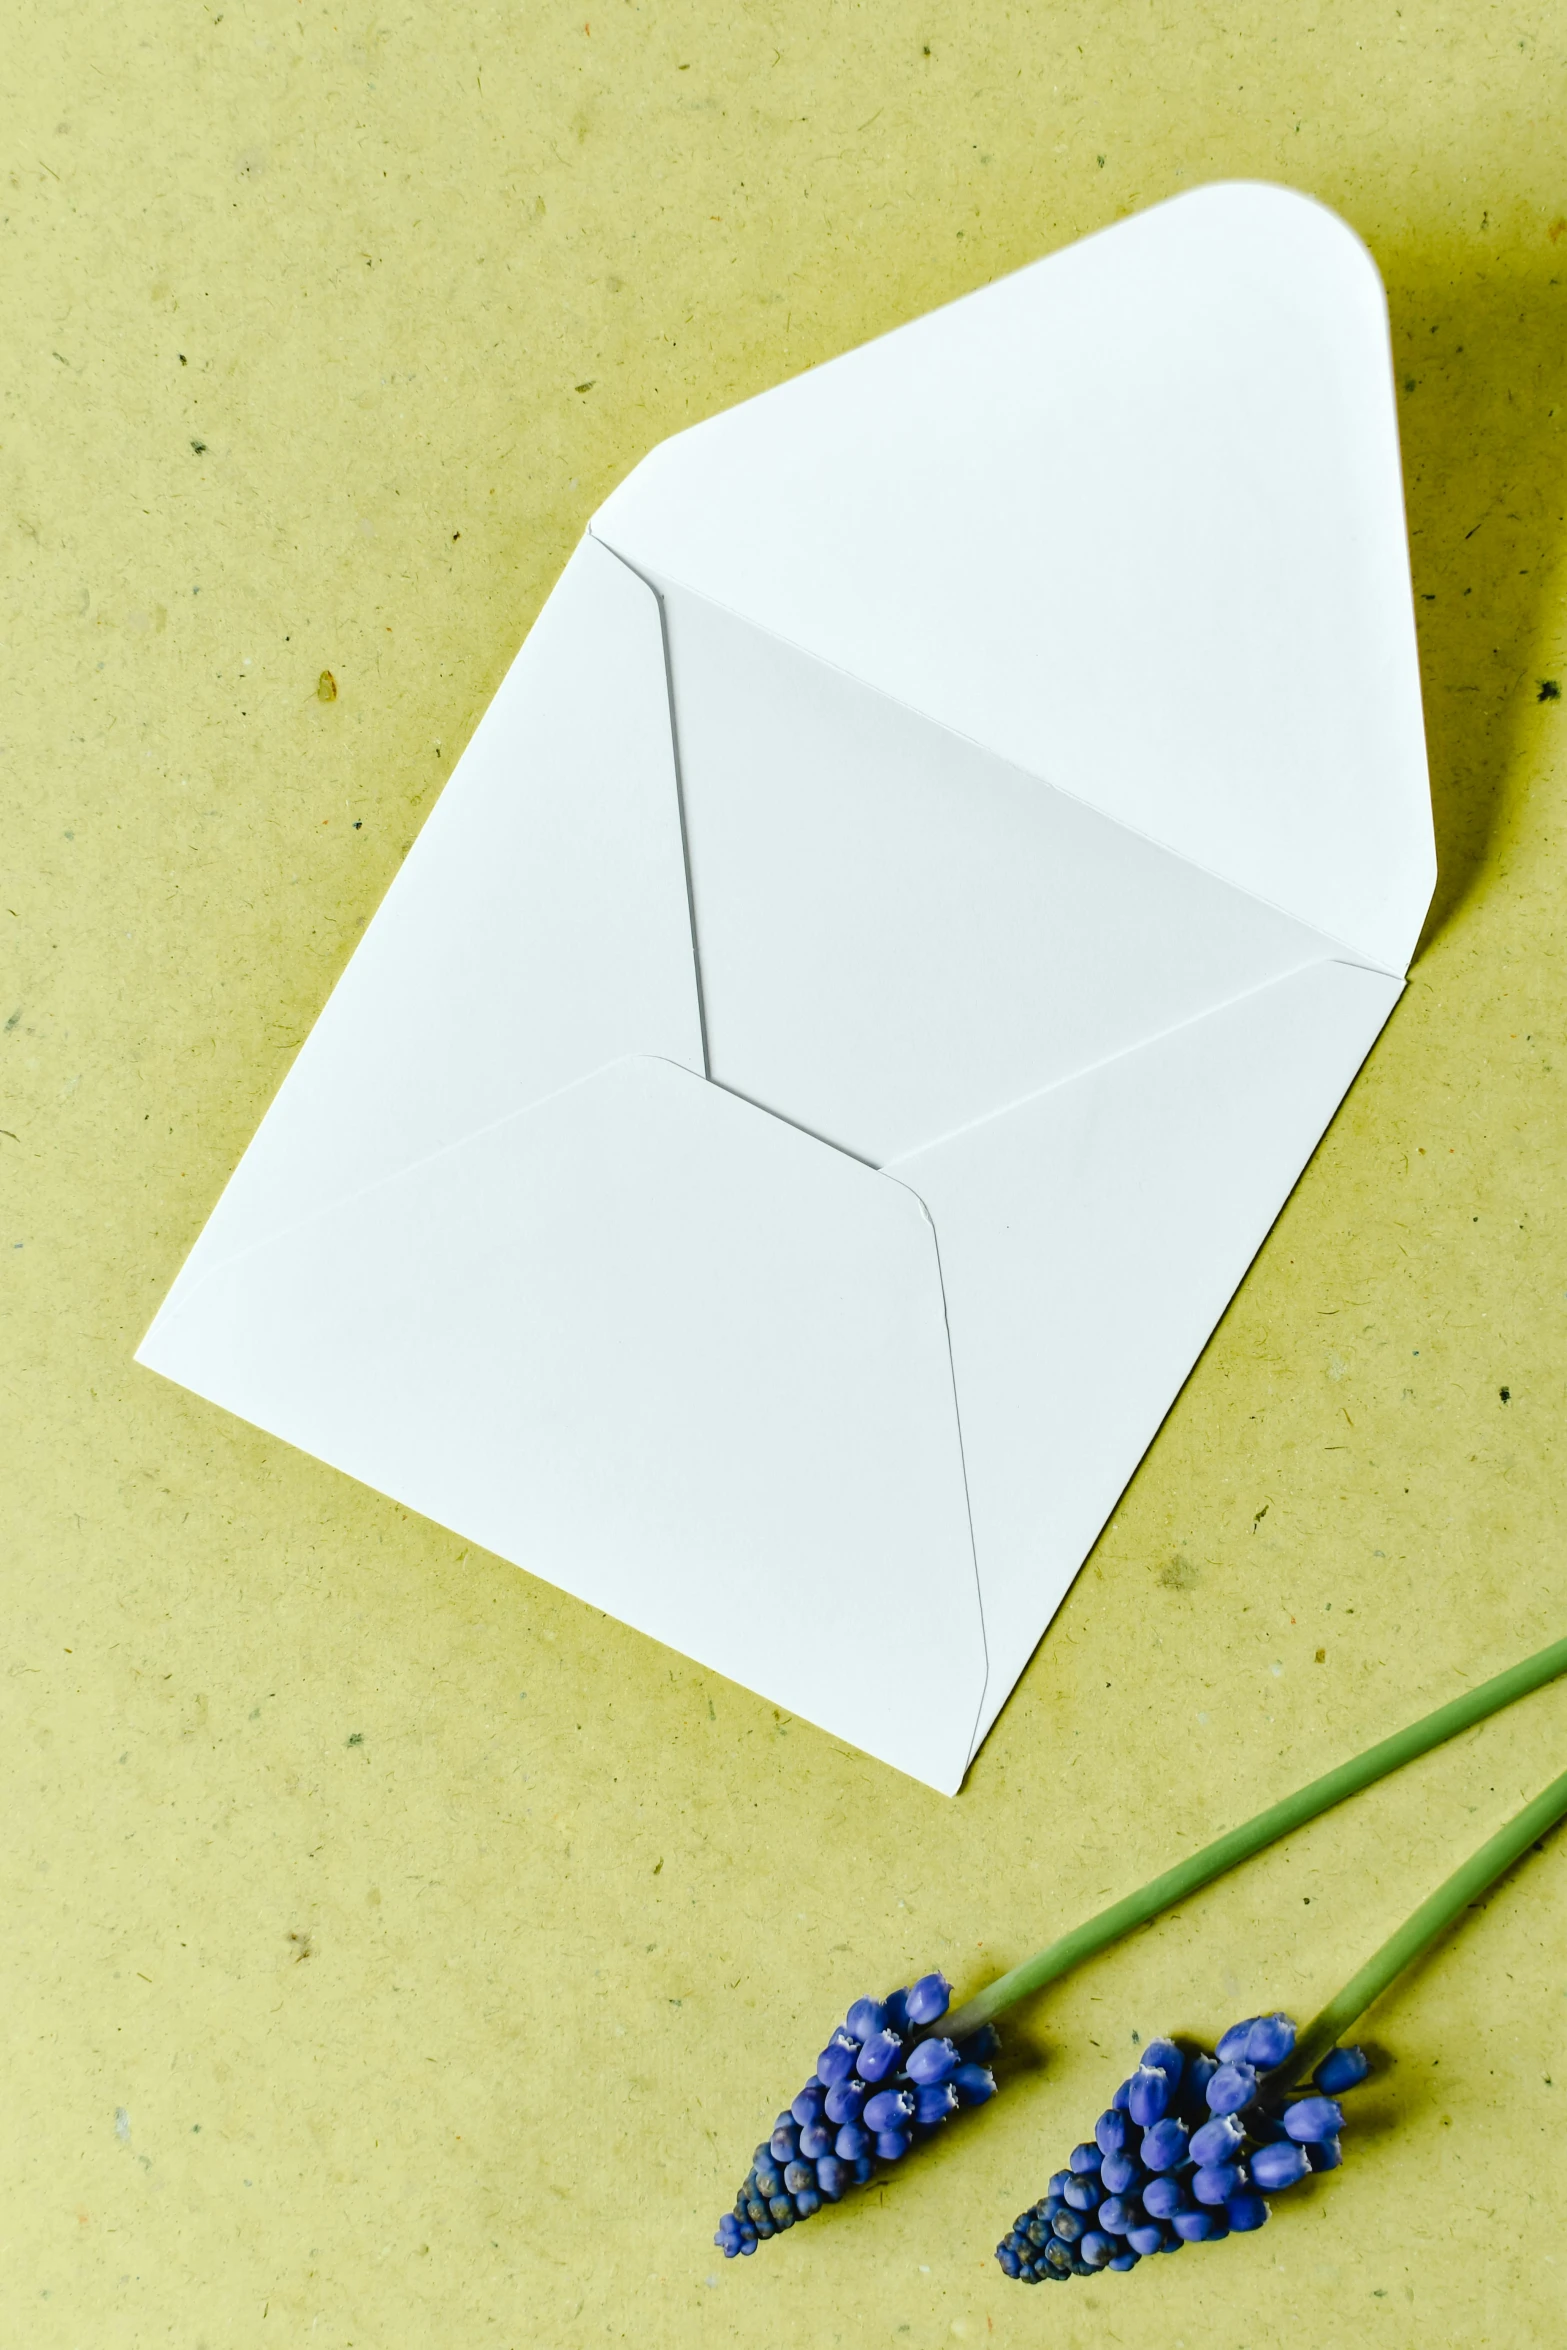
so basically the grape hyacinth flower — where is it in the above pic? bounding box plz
[993,2018,1367,2281]
[713,1975,999,2257]
[996,1755,1567,2283]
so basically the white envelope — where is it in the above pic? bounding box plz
[137,182,1434,1795]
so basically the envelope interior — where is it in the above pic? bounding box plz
[660,581,1353,1168]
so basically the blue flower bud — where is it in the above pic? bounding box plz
[958,2022,1002,2062]
[1141,2038,1185,2087]
[1282,2096,1343,2143]
[798,2120,834,2160]
[1095,2107,1132,2156]
[1140,2174,1186,2219]
[883,1987,913,2036]
[854,2028,905,2084]
[1067,2141,1102,2176]
[1112,2077,1133,2113]
[1192,2162,1246,2205]
[833,2121,871,2160]
[1250,2140,1309,2191]
[1050,2208,1087,2244]
[783,2159,814,2194]
[906,2036,960,2086]
[1126,2222,1167,2256]
[823,2076,869,2126]
[1225,2190,1270,2231]
[1096,2195,1136,2234]
[1216,2016,1261,2063]
[913,2082,958,2124]
[1062,2173,1100,2211]
[1100,2148,1141,2195]
[769,2123,799,2164]
[1313,2045,1370,2095]
[794,2186,821,2216]
[863,2087,915,2134]
[1189,2113,1245,2167]
[1079,2231,1114,2267]
[816,2032,860,2087]
[1306,2135,1342,2172]
[1172,2206,1229,2242]
[906,1971,952,2026]
[1127,2065,1174,2127]
[1047,2170,1073,2200]
[790,2083,827,2127]
[995,2245,1021,2278]
[1243,2013,1297,2071]
[845,1997,889,2043]
[1205,2061,1258,2115]
[874,2128,910,2161]
[754,2161,784,2200]
[1109,2250,1141,2270]
[851,2154,874,2185]
[952,2062,997,2105]
[1043,2237,1074,2271]
[1140,2117,1189,2171]
[1186,2052,1218,2104]
[816,2154,850,2199]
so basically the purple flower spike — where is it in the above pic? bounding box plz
[1192,2162,1246,2205]
[1189,2113,1245,2167]
[906,2037,959,2087]
[906,1971,952,2026]
[1282,2096,1344,2144]
[1205,2061,1259,2115]
[1250,2140,1310,2191]
[854,2029,905,2083]
[1141,2117,1189,2172]
[1314,2046,1370,2095]
[1226,2191,1270,2231]
[862,2087,915,2135]
[952,2062,997,2105]
[845,1996,888,2043]
[1243,2013,1297,2071]
[1127,2065,1174,2127]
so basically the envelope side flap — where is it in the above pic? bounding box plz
[893,959,1403,1761]
[594,181,1432,974]
[138,535,703,1350]
[142,1054,989,1797]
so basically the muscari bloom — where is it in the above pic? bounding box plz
[713,1973,999,2258]
[994,2016,1370,2281]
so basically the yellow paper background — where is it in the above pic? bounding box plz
[5,4,1567,2342]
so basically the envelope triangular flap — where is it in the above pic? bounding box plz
[142,1054,988,1796]
[140,535,702,1315]
[593,182,1433,976]
[888,957,1403,1759]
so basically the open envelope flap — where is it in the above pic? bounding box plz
[140,1053,989,1796]
[593,180,1434,975]
[889,957,1404,1759]
[138,533,702,1330]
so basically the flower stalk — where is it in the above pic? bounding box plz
[943,1631,1567,2043]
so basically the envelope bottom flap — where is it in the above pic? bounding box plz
[140,1054,987,1796]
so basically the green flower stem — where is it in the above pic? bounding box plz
[1287,1764,1567,2088]
[942,1631,1567,2044]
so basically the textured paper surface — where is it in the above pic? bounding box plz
[4,6,1567,2345]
